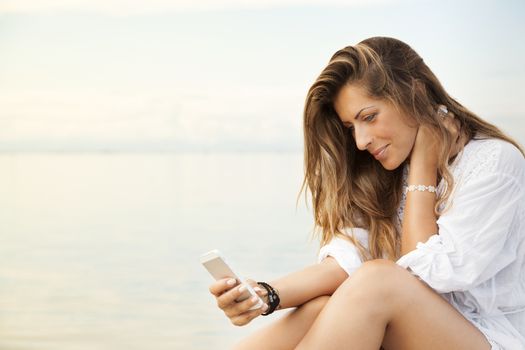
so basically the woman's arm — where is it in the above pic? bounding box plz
[209,256,348,326]
[270,256,348,309]
[402,115,461,255]
[397,162,523,292]
[401,157,438,255]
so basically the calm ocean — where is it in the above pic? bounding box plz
[2,121,523,349]
[0,153,318,349]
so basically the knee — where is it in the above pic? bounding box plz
[338,259,405,299]
[353,259,399,284]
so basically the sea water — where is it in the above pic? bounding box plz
[0,152,318,349]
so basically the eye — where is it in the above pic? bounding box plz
[364,113,376,122]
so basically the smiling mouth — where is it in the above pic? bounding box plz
[372,145,389,159]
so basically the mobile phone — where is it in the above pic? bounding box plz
[200,249,264,310]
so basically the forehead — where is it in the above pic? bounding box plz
[333,84,377,120]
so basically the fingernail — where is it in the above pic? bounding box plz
[251,296,258,302]
[262,303,268,311]
[254,287,262,293]
[238,284,246,292]
[227,279,236,286]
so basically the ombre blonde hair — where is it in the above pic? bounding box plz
[302,36,524,261]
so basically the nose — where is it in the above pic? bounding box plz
[353,125,372,151]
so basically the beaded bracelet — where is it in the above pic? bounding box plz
[257,282,280,316]
[404,184,437,195]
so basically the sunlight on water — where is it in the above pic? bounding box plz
[0,153,318,349]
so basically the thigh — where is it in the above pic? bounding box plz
[372,261,491,350]
[296,260,492,350]
[233,296,330,350]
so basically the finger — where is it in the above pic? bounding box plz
[255,286,267,298]
[216,283,251,309]
[442,116,462,148]
[224,293,267,318]
[441,113,458,132]
[244,279,267,297]
[230,302,269,327]
[209,278,238,297]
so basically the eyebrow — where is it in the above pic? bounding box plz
[355,106,375,120]
[342,106,375,126]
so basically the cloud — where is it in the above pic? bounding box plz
[0,0,396,16]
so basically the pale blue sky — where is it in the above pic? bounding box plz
[1,0,524,152]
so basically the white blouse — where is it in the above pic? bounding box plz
[318,138,525,350]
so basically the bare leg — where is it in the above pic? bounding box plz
[296,259,492,350]
[233,296,330,350]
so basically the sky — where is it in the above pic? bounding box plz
[1,0,524,152]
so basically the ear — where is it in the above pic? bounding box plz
[437,105,449,119]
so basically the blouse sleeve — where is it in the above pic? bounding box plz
[396,171,523,293]
[318,228,368,276]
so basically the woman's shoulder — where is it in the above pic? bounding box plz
[457,137,525,181]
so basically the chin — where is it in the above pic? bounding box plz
[379,159,402,171]
[381,163,396,171]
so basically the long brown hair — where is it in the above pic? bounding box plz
[302,36,524,261]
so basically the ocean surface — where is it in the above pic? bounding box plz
[0,153,318,350]
[2,123,524,350]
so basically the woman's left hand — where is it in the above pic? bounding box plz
[409,107,461,169]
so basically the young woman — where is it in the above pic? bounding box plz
[208,37,525,349]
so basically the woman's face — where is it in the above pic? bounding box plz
[333,83,418,170]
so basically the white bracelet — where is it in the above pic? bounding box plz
[404,184,437,195]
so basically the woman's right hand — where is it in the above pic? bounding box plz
[209,278,269,326]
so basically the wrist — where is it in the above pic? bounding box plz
[257,282,281,316]
[408,162,437,183]
[409,158,438,172]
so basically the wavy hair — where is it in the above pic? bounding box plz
[302,36,524,261]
